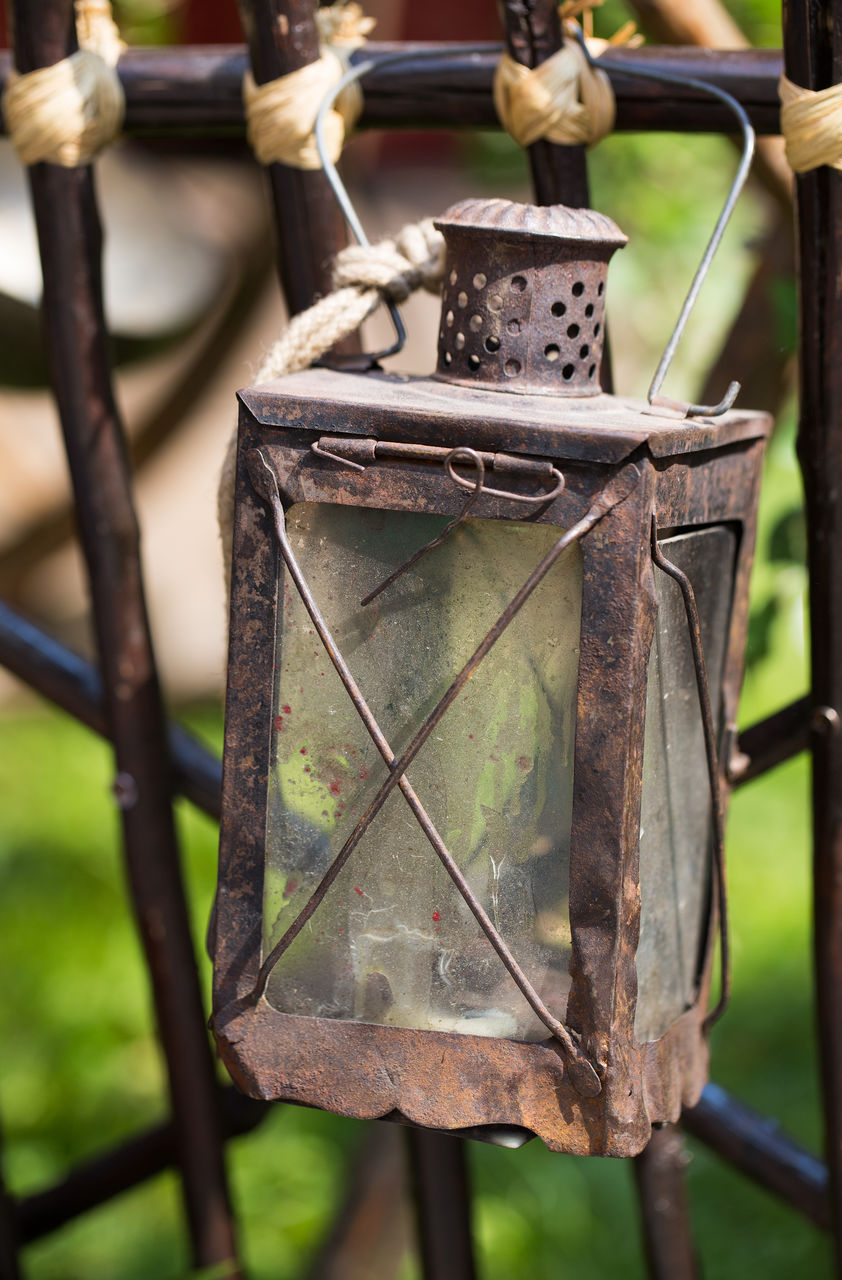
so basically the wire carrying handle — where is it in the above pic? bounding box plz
[316,33,755,416]
[571,26,756,417]
[314,45,491,364]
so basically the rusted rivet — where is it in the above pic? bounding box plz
[113,771,138,809]
[812,705,840,735]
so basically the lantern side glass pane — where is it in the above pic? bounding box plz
[263,502,582,1043]
[635,525,736,1044]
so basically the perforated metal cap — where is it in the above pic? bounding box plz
[434,198,627,397]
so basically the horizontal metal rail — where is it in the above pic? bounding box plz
[0,45,784,139]
[0,601,222,819]
[12,1090,267,1245]
[683,1083,829,1230]
[732,696,811,786]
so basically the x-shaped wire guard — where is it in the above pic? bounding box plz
[244,448,644,1099]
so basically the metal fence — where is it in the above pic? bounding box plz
[0,1,839,1276]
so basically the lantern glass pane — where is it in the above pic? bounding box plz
[635,525,737,1043]
[263,503,582,1042]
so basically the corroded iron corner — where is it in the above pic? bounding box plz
[434,198,627,397]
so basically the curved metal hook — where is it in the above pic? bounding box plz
[360,447,565,607]
[571,27,755,417]
[447,453,565,506]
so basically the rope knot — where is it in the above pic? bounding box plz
[332,220,445,303]
[2,0,124,168]
[493,16,639,150]
[244,1,374,171]
[779,73,842,173]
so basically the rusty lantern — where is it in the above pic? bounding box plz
[212,199,769,1156]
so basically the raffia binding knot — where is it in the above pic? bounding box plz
[243,1,374,170]
[494,7,641,150]
[779,74,842,173]
[2,0,125,168]
[218,219,445,578]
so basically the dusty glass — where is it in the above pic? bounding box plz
[635,525,737,1043]
[263,503,583,1042]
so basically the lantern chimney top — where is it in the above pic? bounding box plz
[434,198,627,398]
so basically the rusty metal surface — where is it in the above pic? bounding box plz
[213,363,768,1157]
[633,1126,699,1279]
[241,368,770,461]
[434,200,626,396]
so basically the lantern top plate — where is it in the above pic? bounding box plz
[434,198,628,250]
[240,368,771,466]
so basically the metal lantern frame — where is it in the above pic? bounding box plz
[213,366,768,1157]
[1,0,841,1276]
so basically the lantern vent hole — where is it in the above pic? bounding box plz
[433,199,626,394]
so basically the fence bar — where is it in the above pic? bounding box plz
[235,0,351,316]
[683,1083,830,1230]
[731,695,810,786]
[0,602,222,818]
[783,0,842,1267]
[633,1126,699,1279]
[0,45,783,139]
[406,1131,477,1280]
[498,1,591,207]
[7,1,240,1271]
[305,1125,407,1280]
[14,1091,266,1245]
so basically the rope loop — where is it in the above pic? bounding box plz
[243,1,373,170]
[219,218,445,577]
[332,219,445,302]
[2,0,124,167]
[779,73,842,173]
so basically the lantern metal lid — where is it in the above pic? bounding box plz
[434,198,627,398]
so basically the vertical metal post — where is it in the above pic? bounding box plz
[633,1126,699,1279]
[7,2,240,1272]
[406,1130,477,1280]
[783,0,842,1269]
[496,0,591,207]
[236,0,352,315]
